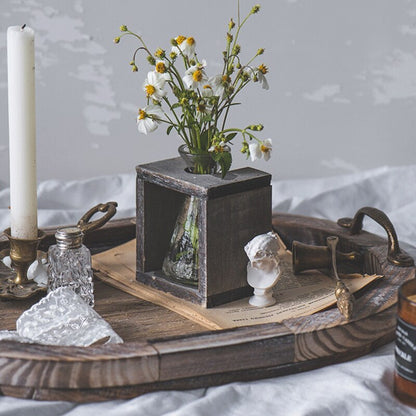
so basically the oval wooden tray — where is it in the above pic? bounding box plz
[0,214,414,402]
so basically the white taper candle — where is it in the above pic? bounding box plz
[7,25,38,240]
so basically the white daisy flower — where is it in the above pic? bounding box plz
[249,138,272,161]
[180,37,196,58]
[209,141,227,153]
[256,64,269,90]
[171,35,187,56]
[261,138,272,160]
[143,71,167,100]
[137,104,165,135]
[201,84,214,98]
[209,74,231,98]
[249,142,262,161]
[155,60,168,74]
[182,60,208,89]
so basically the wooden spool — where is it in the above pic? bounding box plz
[0,214,414,402]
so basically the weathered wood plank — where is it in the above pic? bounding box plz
[136,157,272,199]
[205,187,271,299]
[153,323,294,381]
[0,341,159,389]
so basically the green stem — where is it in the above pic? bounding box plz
[162,97,191,146]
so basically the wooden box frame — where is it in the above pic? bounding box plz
[136,157,272,307]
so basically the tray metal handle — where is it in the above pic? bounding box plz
[77,201,118,234]
[337,206,414,267]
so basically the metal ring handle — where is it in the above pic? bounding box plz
[337,206,414,267]
[77,201,118,234]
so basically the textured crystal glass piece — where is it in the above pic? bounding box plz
[162,195,199,286]
[48,243,94,307]
[15,287,123,346]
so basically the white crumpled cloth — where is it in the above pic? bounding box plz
[0,287,123,346]
[0,164,416,415]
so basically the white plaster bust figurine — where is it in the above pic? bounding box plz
[244,232,281,307]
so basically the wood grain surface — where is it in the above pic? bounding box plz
[0,213,414,402]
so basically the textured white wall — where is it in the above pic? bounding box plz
[1,0,415,183]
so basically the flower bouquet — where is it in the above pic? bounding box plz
[115,3,271,178]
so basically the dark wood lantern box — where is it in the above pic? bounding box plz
[136,157,272,307]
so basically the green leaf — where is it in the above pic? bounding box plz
[225,132,237,141]
[200,115,213,123]
[212,151,232,178]
[166,125,174,135]
[199,130,210,149]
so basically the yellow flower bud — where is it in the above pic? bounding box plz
[258,64,268,74]
[197,102,206,113]
[257,48,265,55]
[132,65,138,72]
[147,55,156,65]
[120,25,128,32]
[155,61,166,73]
[251,4,261,13]
[222,75,231,84]
[232,44,241,55]
[113,37,120,44]
[171,35,186,46]
[155,48,165,58]
[229,18,235,30]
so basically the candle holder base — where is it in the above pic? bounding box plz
[0,273,46,299]
[0,228,47,300]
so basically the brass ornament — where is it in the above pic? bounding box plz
[327,236,355,320]
[0,228,46,299]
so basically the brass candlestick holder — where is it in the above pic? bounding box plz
[0,228,46,299]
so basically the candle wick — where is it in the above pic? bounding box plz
[21,24,26,30]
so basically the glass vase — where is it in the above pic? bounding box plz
[162,195,199,286]
[178,144,217,174]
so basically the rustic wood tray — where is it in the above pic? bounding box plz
[0,213,414,402]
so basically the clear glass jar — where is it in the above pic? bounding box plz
[47,227,94,307]
[178,144,218,174]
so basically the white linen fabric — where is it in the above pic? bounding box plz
[1,165,416,415]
